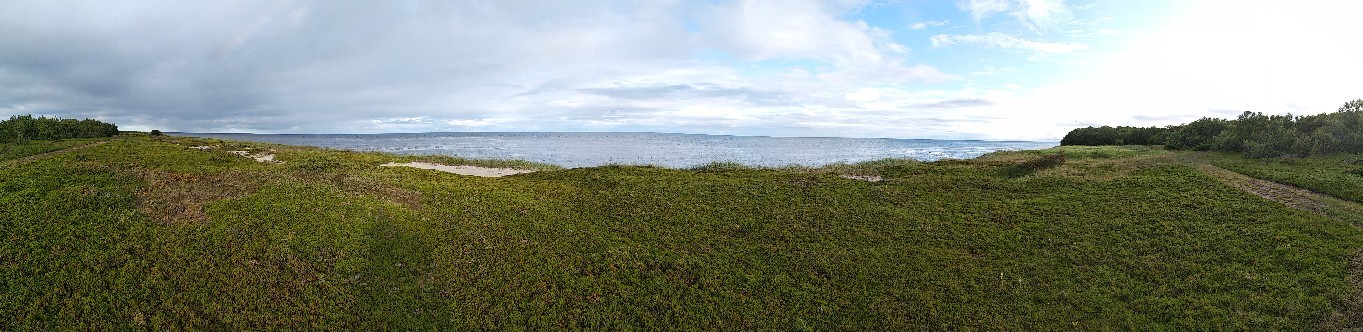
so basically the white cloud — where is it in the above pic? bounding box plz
[910,20,949,30]
[446,119,495,127]
[969,66,1016,77]
[956,0,1073,31]
[930,0,1363,141]
[958,0,1011,23]
[1014,0,1072,31]
[703,0,895,66]
[931,32,1088,54]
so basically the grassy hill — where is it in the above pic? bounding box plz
[2,135,1361,330]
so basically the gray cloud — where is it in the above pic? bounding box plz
[578,83,795,106]
[0,0,972,138]
[0,1,676,131]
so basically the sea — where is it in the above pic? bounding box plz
[174,132,1057,169]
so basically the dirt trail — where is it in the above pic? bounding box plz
[1191,161,1363,330]
[1195,164,1363,221]
[0,140,110,168]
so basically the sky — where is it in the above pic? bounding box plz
[1,0,1360,140]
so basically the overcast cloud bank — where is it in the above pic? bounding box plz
[2,0,1359,140]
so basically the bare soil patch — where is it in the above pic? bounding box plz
[379,162,535,177]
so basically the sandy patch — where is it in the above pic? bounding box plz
[380,162,535,177]
[840,174,883,182]
[228,150,281,164]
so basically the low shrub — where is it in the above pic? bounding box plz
[291,155,343,172]
[1004,153,1066,177]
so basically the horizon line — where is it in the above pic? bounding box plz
[168,130,1060,143]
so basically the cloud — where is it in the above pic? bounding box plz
[910,20,949,30]
[0,0,976,137]
[578,83,794,106]
[913,98,993,109]
[1130,114,1197,123]
[445,119,496,127]
[701,0,897,66]
[1013,0,1073,30]
[19,0,1350,142]
[956,0,1073,31]
[958,0,1012,23]
[930,32,1088,54]
[0,0,959,134]
[970,66,1016,77]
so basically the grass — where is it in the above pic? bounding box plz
[0,138,105,162]
[1205,153,1363,204]
[1,138,1361,329]
[688,158,924,178]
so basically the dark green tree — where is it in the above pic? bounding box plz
[1164,117,1229,151]
[0,114,119,142]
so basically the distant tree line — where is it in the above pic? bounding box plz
[0,114,120,143]
[1061,99,1363,158]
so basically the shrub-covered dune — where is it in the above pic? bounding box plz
[1,135,1360,330]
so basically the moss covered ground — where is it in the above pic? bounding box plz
[1,136,1360,330]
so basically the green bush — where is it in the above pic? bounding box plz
[1061,126,1166,146]
[1003,153,1066,177]
[291,155,343,172]
[0,114,119,142]
[1062,99,1363,158]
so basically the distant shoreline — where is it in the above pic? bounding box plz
[173,132,1057,168]
[170,131,1057,143]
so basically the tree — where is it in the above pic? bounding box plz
[1165,117,1229,151]
[1061,98,1363,158]
[1060,126,1166,146]
[0,115,119,143]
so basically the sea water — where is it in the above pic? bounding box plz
[176,132,1057,168]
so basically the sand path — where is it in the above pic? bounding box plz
[225,150,279,163]
[380,162,535,177]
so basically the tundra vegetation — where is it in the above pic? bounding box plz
[2,129,1362,329]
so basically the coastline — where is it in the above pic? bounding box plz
[171,131,1057,168]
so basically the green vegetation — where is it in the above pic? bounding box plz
[1058,125,1167,146]
[3,137,1362,329]
[1204,153,1363,204]
[1062,99,1363,158]
[0,137,105,162]
[0,114,120,143]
